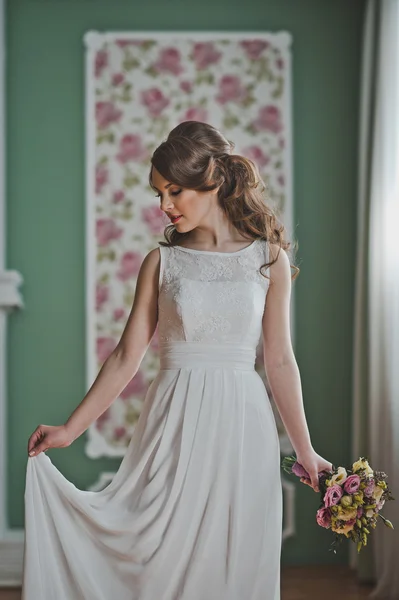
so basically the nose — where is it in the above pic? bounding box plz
[160,195,174,213]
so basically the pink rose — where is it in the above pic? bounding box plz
[180,107,208,123]
[142,205,169,235]
[193,42,221,69]
[95,164,108,194]
[316,507,332,529]
[364,478,375,497]
[240,40,269,60]
[291,461,310,479]
[120,370,147,399]
[216,75,247,105]
[112,190,125,204]
[376,499,385,512]
[96,283,109,311]
[96,101,122,130]
[141,88,170,117]
[112,72,125,86]
[343,474,361,495]
[153,47,184,75]
[116,251,142,281]
[95,50,108,77]
[324,484,343,507]
[95,408,111,431]
[113,426,127,440]
[116,39,146,48]
[241,145,270,168]
[276,57,284,70]
[180,80,193,94]
[113,308,125,322]
[97,337,117,364]
[96,218,123,247]
[252,105,283,134]
[116,134,148,164]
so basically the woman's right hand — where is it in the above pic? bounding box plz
[28,424,73,457]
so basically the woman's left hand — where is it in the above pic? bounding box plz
[295,447,334,493]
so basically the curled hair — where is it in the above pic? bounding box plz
[149,121,299,281]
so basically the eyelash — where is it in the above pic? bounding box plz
[155,190,182,198]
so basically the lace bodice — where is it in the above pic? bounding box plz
[157,238,270,347]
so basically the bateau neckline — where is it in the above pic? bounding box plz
[174,238,258,256]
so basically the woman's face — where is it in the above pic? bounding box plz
[151,166,217,232]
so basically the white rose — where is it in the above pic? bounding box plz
[330,466,348,487]
[372,485,384,502]
[352,459,373,477]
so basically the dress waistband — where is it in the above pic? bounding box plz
[159,341,256,371]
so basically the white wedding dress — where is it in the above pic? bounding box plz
[22,237,283,600]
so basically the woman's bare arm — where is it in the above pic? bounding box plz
[28,247,161,456]
[262,243,332,491]
[63,247,161,441]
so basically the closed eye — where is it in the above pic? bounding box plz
[155,190,182,198]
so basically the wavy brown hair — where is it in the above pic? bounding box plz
[149,121,299,281]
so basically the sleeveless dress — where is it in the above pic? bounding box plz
[22,237,283,600]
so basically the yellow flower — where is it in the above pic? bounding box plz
[340,495,353,507]
[352,459,373,477]
[372,486,384,502]
[330,467,348,487]
[339,507,357,521]
[332,519,356,538]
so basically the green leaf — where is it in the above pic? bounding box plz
[122,57,140,72]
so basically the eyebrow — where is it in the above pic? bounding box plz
[151,182,174,192]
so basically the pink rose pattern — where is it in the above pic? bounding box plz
[95,50,108,78]
[96,101,122,129]
[140,88,170,117]
[192,43,222,69]
[96,283,109,311]
[95,164,108,194]
[142,205,170,235]
[153,47,184,75]
[91,35,289,451]
[252,105,283,134]
[96,337,117,364]
[216,75,248,105]
[180,107,208,123]
[96,218,123,247]
[241,145,270,168]
[116,251,143,281]
[120,370,147,400]
[116,134,148,164]
[240,40,269,60]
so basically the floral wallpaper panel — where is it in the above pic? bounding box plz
[85,31,293,458]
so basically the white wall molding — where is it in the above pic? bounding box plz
[0,0,25,586]
[0,270,24,310]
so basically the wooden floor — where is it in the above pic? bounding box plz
[0,565,375,599]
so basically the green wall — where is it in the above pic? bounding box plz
[6,0,365,565]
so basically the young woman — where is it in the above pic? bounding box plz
[22,121,333,600]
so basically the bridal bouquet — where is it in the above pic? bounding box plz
[282,455,395,553]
